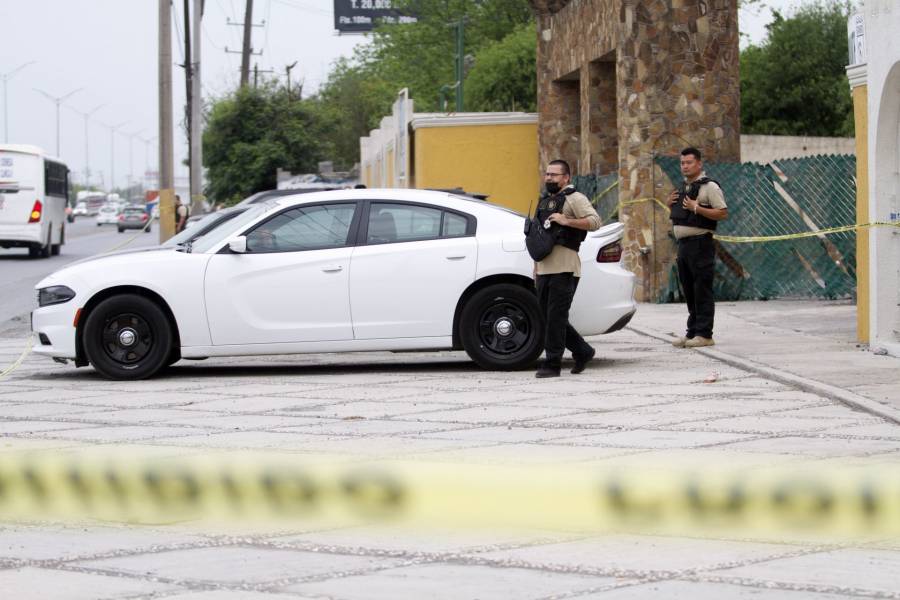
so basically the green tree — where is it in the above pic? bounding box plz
[741,1,854,136]
[465,23,536,112]
[203,84,328,205]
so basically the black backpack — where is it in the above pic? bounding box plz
[524,216,556,262]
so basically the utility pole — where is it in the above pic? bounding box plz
[99,121,128,192]
[190,0,204,215]
[252,64,275,88]
[285,61,297,95]
[159,0,176,242]
[2,61,35,143]
[240,0,254,87]
[225,1,263,87]
[34,86,83,156]
[66,103,104,188]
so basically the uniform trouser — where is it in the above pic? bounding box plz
[676,233,716,339]
[535,272,593,369]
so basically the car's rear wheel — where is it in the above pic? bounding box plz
[459,283,544,370]
[83,294,173,380]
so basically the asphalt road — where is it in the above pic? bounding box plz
[0,217,159,333]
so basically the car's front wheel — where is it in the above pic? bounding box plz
[459,283,544,370]
[82,294,173,380]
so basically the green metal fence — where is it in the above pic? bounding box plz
[575,155,858,302]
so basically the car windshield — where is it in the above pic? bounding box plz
[190,204,270,253]
[123,208,144,215]
[162,208,247,247]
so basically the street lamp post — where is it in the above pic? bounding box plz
[1,61,35,143]
[140,135,157,185]
[99,120,128,192]
[67,103,104,187]
[124,128,144,195]
[34,87,83,156]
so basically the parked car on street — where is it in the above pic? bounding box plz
[117,205,152,233]
[95,204,121,226]
[31,189,636,379]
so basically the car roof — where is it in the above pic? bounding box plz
[264,188,512,212]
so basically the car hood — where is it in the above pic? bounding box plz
[35,246,177,289]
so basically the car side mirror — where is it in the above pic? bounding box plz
[227,236,248,254]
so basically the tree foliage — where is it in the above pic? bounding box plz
[465,23,536,112]
[203,84,328,204]
[741,1,854,136]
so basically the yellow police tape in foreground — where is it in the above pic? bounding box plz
[0,452,897,536]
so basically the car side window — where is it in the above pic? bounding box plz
[368,204,474,244]
[442,212,468,237]
[246,203,356,253]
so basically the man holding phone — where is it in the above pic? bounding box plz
[666,147,728,348]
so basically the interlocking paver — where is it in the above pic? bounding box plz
[1,300,899,598]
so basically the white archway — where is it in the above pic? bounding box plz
[871,60,900,352]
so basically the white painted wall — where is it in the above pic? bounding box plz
[860,1,900,356]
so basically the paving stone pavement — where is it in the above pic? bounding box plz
[0,310,899,599]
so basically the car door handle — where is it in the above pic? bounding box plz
[445,255,466,260]
[322,265,343,273]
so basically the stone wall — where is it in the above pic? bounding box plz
[531,0,741,301]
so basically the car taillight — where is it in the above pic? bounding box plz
[597,240,622,263]
[118,215,125,221]
[28,200,42,223]
[141,213,148,220]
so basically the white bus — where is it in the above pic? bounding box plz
[0,144,70,258]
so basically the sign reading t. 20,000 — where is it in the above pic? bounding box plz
[333,0,418,33]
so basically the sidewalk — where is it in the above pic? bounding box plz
[0,300,899,599]
[630,299,900,422]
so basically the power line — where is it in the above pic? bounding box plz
[272,0,330,16]
[171,0,186,63]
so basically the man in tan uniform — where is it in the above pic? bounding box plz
[666,147,728,348]
[533,160,602,378]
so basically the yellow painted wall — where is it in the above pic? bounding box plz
[386,148,396,187]
[413,123,540,215]
[852,84,869,343]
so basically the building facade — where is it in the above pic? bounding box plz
[530,0,740,300]
[847,2,900,355]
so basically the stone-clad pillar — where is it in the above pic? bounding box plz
[531,0,740,301]
[580,58,618,175]
[616,0,740,299]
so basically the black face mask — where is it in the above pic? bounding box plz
[545,181,561,195]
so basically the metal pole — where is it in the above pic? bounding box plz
[1,61,35,143]
[34,87,82,156]
[190,0,204,215]
[240,0,254,87]
[456,19,465,113]
[159,0,176,242]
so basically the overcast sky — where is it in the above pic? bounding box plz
[1,0,807,191]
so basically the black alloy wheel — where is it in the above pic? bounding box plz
[83,294,173,380]
[459,283,544,370]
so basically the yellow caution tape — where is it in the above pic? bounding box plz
[0,334,33,382]
[1,453,898,536]
[597,186,900,243]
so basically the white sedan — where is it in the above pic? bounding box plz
[32,189,636,380]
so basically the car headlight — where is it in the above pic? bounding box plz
[38,285,76,307]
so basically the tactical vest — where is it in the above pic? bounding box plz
[533,186,587,253]
[670,177,720,231]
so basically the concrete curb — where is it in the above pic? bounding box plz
[626,324,900,426]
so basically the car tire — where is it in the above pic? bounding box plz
[117,228,123,233]
[31,228,52,259]
[145,227,151,233]
[82,294,173,380]
[459,283,544,370]
[97,222,101,227]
